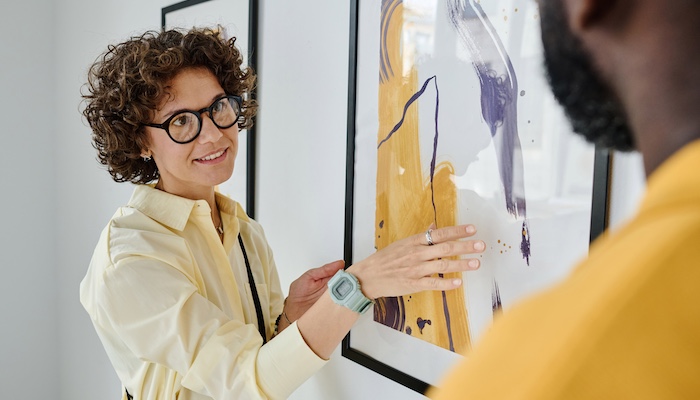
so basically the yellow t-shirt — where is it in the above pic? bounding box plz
[431,140,700,399]
[81,185,326,400]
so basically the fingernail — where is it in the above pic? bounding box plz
[466,225,475,234]
[452,278,462,286]
[468,259,479,268]
[474,241,485,251]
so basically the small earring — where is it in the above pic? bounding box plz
[143,155,152,161]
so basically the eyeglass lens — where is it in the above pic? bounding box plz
[168,97,240,143]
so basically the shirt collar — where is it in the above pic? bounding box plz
[639,139,700,214]
[127,185,247,231]
[215,190,245,222]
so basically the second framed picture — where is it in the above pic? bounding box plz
[342,0,610,393]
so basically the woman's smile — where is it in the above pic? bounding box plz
[195,148,228,163]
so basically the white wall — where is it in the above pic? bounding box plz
[53,2,165,398]
[0,1,59,398]
[0,0,647,399]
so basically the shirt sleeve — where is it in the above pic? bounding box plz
[95,255,326,400]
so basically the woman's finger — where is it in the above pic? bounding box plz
[415,224,477,246]
[419,239,486,261]
[411,275,464,292]
[415,257,481,277]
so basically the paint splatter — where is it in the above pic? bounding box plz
[406,326,412,335]
[417,317,432,334]
[521,221,531,264]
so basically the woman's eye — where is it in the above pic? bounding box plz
[171,114,191,127]
[212,101,226,114]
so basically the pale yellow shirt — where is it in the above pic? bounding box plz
[81,185,326,400]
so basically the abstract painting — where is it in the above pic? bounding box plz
[162,0,259,217]
[343,0,609,393]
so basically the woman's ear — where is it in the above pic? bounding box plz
[568,0,619,31]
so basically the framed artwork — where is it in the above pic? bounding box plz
[162,0,259,217]
[342,0,611,394]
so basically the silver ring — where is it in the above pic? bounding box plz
[425,229,434,246]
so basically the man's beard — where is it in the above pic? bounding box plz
[539,1,635,152]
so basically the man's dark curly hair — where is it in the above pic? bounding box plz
[82,27,257,184]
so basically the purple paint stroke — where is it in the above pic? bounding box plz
[492,279,502,314]
[377,74,441,224]
[375,75,457,352]
[430,76,441,223]
[377,75,437,149]
[446,0,531,264]
[379,0,402,84]
[440,288,455,351]
[374,296,406,332]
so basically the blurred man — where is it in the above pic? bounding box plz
[432,0,700,398]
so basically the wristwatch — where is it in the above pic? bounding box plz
[327,270,373,314]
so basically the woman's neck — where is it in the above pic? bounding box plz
[154,180,220,229]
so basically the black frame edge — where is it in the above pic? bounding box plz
[246,0,259,219]
[341,343,431,393]
[162,0,212,29]
[590,145,611,242]
[341,0,359,377]
[343,0,359,270]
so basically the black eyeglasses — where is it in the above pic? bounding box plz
[143,95,242,144]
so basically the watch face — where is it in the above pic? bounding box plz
[332,278,353,300]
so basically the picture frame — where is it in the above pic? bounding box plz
[342,0,611,394]
[162,0,259,217]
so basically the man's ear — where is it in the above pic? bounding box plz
[567,0,618,31]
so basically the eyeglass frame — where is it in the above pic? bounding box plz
[142,94,243,144]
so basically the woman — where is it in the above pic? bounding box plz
[80,27,485,400]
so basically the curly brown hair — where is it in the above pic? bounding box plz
[82,27,257,184]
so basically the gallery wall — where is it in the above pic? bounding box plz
[0,1,58,399]
[0,0,645,399]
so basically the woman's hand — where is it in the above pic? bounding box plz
[284,260,346,322]
[348,224,484,300]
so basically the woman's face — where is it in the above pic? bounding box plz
[143,67,239,199]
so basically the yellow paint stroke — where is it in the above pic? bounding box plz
[374,3,470,353]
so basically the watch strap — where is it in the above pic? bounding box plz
[345,289,373,314]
